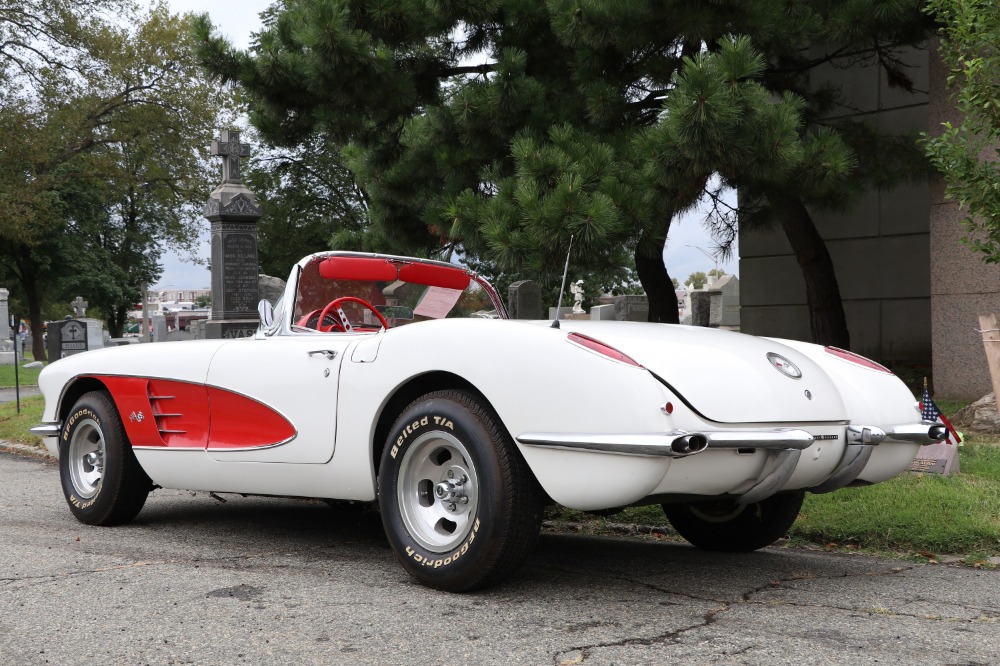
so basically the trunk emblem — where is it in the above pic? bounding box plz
[767,353,802,379]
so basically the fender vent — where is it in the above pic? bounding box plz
[148,391,186,440]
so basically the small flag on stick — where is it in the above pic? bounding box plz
[920,381,961,445]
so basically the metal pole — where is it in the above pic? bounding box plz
[12,314,20,414]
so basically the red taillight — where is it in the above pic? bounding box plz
[824,346,891,373]
[567,332,643,367]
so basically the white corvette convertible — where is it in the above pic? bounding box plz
[32,251,945,591]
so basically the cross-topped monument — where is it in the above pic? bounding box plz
[202,129,264,340]
[211,130,251,183]
[71,296,88,318]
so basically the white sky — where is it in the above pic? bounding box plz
[157,0,739,290]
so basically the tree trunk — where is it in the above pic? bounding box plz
[774,195,851,348]
[24,278,47,362]
[635,240,680,324]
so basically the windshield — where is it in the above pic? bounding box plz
[292,254,501,332]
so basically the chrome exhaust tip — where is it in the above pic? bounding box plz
[671,433,708,456]
[928,424,948,442]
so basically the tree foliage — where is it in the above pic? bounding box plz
[195,0,932,342]
[924,0,1000,262]
[0,3,229,353]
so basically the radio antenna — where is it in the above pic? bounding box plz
[551,234,574,329]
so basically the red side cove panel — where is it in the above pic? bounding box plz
[99,376,209,448]
[96,376,294,450]
[207,386,296,450]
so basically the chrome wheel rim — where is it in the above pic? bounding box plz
[68,418,105,499]
[397,431,479,553]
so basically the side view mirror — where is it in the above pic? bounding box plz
[258,299,274,329]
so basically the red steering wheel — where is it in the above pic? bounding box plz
[317,296,389,332]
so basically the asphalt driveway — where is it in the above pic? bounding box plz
[1,450,997,665]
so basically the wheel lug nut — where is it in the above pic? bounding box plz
[447,470,454,478]
[447,502,457,512]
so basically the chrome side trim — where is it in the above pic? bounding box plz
[30,423,62,438]
[516,432,699,458]
[705,429,815,451]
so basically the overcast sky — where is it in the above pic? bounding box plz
[157,0,739,290]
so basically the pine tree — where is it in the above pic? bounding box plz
[195,1,932,342]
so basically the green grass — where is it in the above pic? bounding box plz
[0,394,45,446]
[0,353,43,388]
[792,437,1000,558]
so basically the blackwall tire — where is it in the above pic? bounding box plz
[662,491,804,552]
[378,390,543,592]
[59,390,151,526]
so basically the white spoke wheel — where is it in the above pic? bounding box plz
[378,390,543,592]
[59,391,151,526]
[662,491,804,552]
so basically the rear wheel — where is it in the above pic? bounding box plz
[662,491,804,552]
[59,391,151,526]
[378,390,543,592]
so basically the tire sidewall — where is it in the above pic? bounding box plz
[59,393,127,524]
[378,394,505,589]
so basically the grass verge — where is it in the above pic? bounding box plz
[0,355,43,388]
[0,395,44,446]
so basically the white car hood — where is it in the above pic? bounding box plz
[545,321,847,424]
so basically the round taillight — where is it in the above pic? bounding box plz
[664,402,674,414]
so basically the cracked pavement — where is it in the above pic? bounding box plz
[2,451,998,665]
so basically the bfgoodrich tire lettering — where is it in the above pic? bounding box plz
[59,390,151,526]
[662,491,804,552]
[378,390,543,592]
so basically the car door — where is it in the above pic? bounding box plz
[204,333,356,463]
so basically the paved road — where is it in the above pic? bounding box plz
[2,451,998,666]
[0,385,40,403]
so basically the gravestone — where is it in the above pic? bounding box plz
[908,442,960,475]
[590,304,616,320]
[202,130,263,340]
[508,280,543,320]
[707,274,740,329]
[689,291,711,327]
[615,295,649,322]
[71,296,88,317]
[548,306,575,320]
[151,313,168,343]
[0,288,10,353]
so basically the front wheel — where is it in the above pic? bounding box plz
[662,491,804,552]
[378,390,542,592]
[59,391,151,526]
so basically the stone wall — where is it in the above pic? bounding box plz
[739,44,932,367]
[927,39,1000,400]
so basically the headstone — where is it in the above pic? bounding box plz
[614,295,649,322]
[0,288,10,344]
[508,280,543,320]
[71,296,88,318]
[548,306,575,320]
[590,304,616,320]
[708,274,740,329]
[690,291,711,327]
[259,274,286,306]
[151,313,168,343]
[908,442,960,475]
[53,319,90,358]
[202,130,263,340]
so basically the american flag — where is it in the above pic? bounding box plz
[920,388,961,445]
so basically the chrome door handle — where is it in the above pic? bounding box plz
[307,350,338,360]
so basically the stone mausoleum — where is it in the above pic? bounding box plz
[738,40,1000,401]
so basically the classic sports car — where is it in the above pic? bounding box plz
[33,251,946,591]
